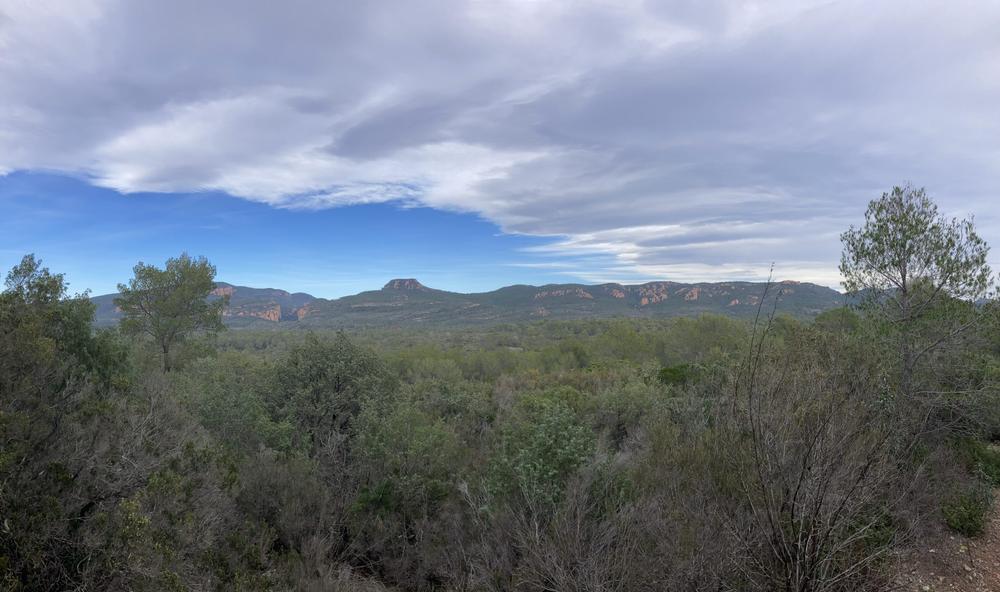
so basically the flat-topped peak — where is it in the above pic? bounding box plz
[383,278,428,291]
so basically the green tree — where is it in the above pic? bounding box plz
[0,256,162,588]
[489,389,595,507]
[813,307,861,333]
[840,184,994,396]
[274,332,395,456]
[115,253,226,371]
[174,352,293,454]
[356,401,461,517]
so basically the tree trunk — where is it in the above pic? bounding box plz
[899,287,913,397]
[161,342,171,372]
[901,345,914,398]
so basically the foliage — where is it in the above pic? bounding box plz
[840,185,992,300]
[657,363,695,386]
[0,255,219,590]
[115,253,226,371]
[715,323,905,591]
[489,388,596,507]
[813,306,861,333]
[942,485,994,537]
[273,332,395,455]
[4,213,1000,591]
[356,401,462,516]
[840,184,994,395]
[955,437,1000,487]
[172,352,293,453]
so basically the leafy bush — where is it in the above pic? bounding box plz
[174,352,293,453]
[657,363,695,386]
[356,402,461,515]
[955,437,1000,486]
[274,332,395,454]
[489,391,595,506]
[942,485,994,537]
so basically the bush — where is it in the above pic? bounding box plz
[657,363,695,386]
[955,437,1000,487]
[356,402,462,516]
[489,392,595,507]
[942,485,994,537]
[174,352,293,453]
[274,332,395,455]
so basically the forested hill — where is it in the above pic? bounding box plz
[91,278,846,328]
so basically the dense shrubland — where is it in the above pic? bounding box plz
[3,187,999,590]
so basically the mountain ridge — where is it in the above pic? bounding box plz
[91,278,847,328]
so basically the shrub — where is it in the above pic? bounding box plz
[942,485,994,537]
[274,332,395,455]
[489,394,595,507]
[657,363,695,386]
[955,437,1000,487]
[356,402,461,516]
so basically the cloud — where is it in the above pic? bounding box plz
[2,0,999,287]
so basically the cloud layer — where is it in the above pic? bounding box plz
[2,0,999,286]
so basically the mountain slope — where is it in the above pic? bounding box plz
[91,282,319,327]
[91,278,846,328]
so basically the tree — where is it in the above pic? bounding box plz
[274,332,395,456]
[1,256,156,589]
[1,255,95,385]
[115,253,226,371]
[840,184,994,396]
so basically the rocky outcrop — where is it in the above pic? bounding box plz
[534,287,594,300]
[225,303,282,322]
[384,279,428,291]
[211,285,234,297]
[636,282,673,306]
[253,306,281,322]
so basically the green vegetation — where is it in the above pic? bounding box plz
[955,437,1000,486]
[841,184,994,396]
[115,253,227,371]
[943,485,994,537]
[2,186,999,591]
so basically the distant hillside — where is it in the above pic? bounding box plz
[92,278,847,328]
[91,282,318,327]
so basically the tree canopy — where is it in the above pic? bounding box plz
[115,253,226,371]
[840,184,994,395]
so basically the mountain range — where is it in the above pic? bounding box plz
[91,278,848,329]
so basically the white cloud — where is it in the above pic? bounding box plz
[1,0,999,287]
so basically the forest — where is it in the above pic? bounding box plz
[3,186,1000,591]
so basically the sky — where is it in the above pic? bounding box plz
[1,0,999,297]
